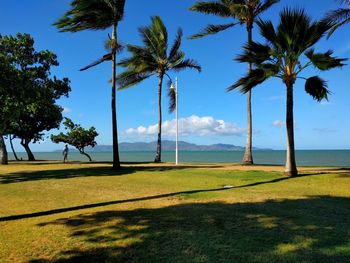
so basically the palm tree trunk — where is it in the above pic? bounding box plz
[154,73,164,163]
[0,136,8,165]
[21,139,35,161]
[285,82,298,176]
[242,25,254,165]
[111,22,121,169]
[9,135,19,161]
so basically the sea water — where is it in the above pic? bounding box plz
[8,150,350,167]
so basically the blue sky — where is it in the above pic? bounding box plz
[1,0,349,151]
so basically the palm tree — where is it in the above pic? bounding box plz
[228,8,346,176]
[325,0,350,37]
[190,0,279,165]
[117,16,201,162]
[54,0,126,169]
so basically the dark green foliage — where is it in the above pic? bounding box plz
[117,16,201,102]
[0,33,70,162]
[189,0,280,39]
[305,76,330,102]
[189,23,238,39]
[325,0,350,37]
[228,66,278,93]
[53,0,126,32]
[305,49,346,71]
[231,8,346,95]
[51,118,98,161]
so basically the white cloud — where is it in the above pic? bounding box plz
[125,115,244,137]
[272,120,285,128]
[63,107,72,113]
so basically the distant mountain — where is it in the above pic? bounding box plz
[54,140,271,152]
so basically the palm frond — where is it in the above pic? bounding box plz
[236,41,272,64]
[305,76,330,102]
[254,0,280,16]
[138,16,168,59]
[305,49,346,70]
[189,23,237,39]
[228,69,267,93]
[54,0,125,32]
[325,6,350,37]
[228,63,278,93]
[80,53,112,71]
[169,29,183,60]
[172,59,202,73]
[256,19,278,47]
[189,1,232,17]
[117,70,153,90]
[169,51,185,65]
[167,80,176,113]
[325,8,350,23]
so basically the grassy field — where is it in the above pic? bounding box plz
[0,161,349,263]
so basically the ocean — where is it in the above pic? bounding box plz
[8,150,350,167]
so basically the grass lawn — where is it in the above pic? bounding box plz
[0,162,349,263]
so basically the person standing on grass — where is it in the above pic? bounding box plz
[63,144,69,163]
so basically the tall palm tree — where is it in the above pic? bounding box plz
[229,8,346,176]
[54,0,126,169]
[117,16,201,162]
[325,0,350,37]
[190,0,279,165]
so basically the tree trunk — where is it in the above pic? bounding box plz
[21,139,35,161]
[9,135,19,161]
[285,83,298,176]
[242,25,254,165]
[0,136,8,165]
[80,150,92,162]
[154,73,164,163]
[111,22,121,169]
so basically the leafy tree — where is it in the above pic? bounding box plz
[8,102,66,161]
[229,8,346,176]
[0,33,70,164]
[51,118,98,162]
[0,49,15,164]
[190,0,279,165]
[325,0,350,37]
[1,33,70,161]
[54,0,126,169]
[117,16,201,162]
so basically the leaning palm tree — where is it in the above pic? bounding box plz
[54,0,126,169]
[325,0,350,37]
[229,8,346,176]
[117,16,201,162]
[190,0,279,165]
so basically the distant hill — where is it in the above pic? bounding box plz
[54,140,271,152]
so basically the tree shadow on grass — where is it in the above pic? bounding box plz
[30,196,350,263]
[0,174,323,222]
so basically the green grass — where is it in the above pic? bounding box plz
[0,162,349,262]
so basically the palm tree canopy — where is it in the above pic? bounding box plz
[54,0,126,32]
[189,0,279,39]
[229,8,346,101]
[325,0,350,37]
[117,16,201,90]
